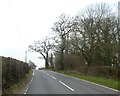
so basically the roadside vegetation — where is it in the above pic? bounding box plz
[3,69,32,94]
[2,57,32,94]
[56,70,119,90]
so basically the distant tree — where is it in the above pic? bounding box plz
[29,37,53,69]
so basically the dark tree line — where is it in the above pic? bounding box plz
[29,37,54,69]
[29,3,119,71]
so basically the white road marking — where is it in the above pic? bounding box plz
[24,87,29,94]
[24,70,34,94]
[51,76,56,80]
[47,73,49,76]
[56,71,119,92]
[59,81,74,92]
[79,79,120,92]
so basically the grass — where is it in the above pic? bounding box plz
[51,70,119,91]
[3,69,33,94]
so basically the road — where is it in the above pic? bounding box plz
[26,70,119,95]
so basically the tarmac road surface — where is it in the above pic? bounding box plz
[26,70,119,95]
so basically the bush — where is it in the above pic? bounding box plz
[77,66,119,80]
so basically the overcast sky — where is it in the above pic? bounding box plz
[0,0,119,68]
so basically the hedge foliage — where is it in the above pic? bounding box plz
[69,66,120,80]
[2,57,30,91]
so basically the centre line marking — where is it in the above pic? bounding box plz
[59,81,74,92]
[51,76,56,80]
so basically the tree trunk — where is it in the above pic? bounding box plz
[45,52,49,69]
[60,48,64,70]
[59,36,65,70]
[50,53,54,69]
[45,58,49,69]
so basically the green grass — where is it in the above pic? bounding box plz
[3,69,33,94]
[54,70,119,90]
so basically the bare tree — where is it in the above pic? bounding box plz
[52,14,73,70]
[29,37,53,69]
[69,3,118,67]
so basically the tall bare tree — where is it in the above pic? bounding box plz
[52,14,73,70]
[70,3,118,67]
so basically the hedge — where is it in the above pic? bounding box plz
[71,66,120,80]
[2,57,30,92]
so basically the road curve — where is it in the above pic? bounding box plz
[26,70,119,95]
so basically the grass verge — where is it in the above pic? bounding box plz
[51,70,119,91]
[3,69,33,94]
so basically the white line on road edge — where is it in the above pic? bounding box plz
[56,71,119,92]
[78,78,120,93]
[51,76,56,80]
[41,71,45,73]
[59,81,74,92]
[24,70,34,94]
[47,73,49,76]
